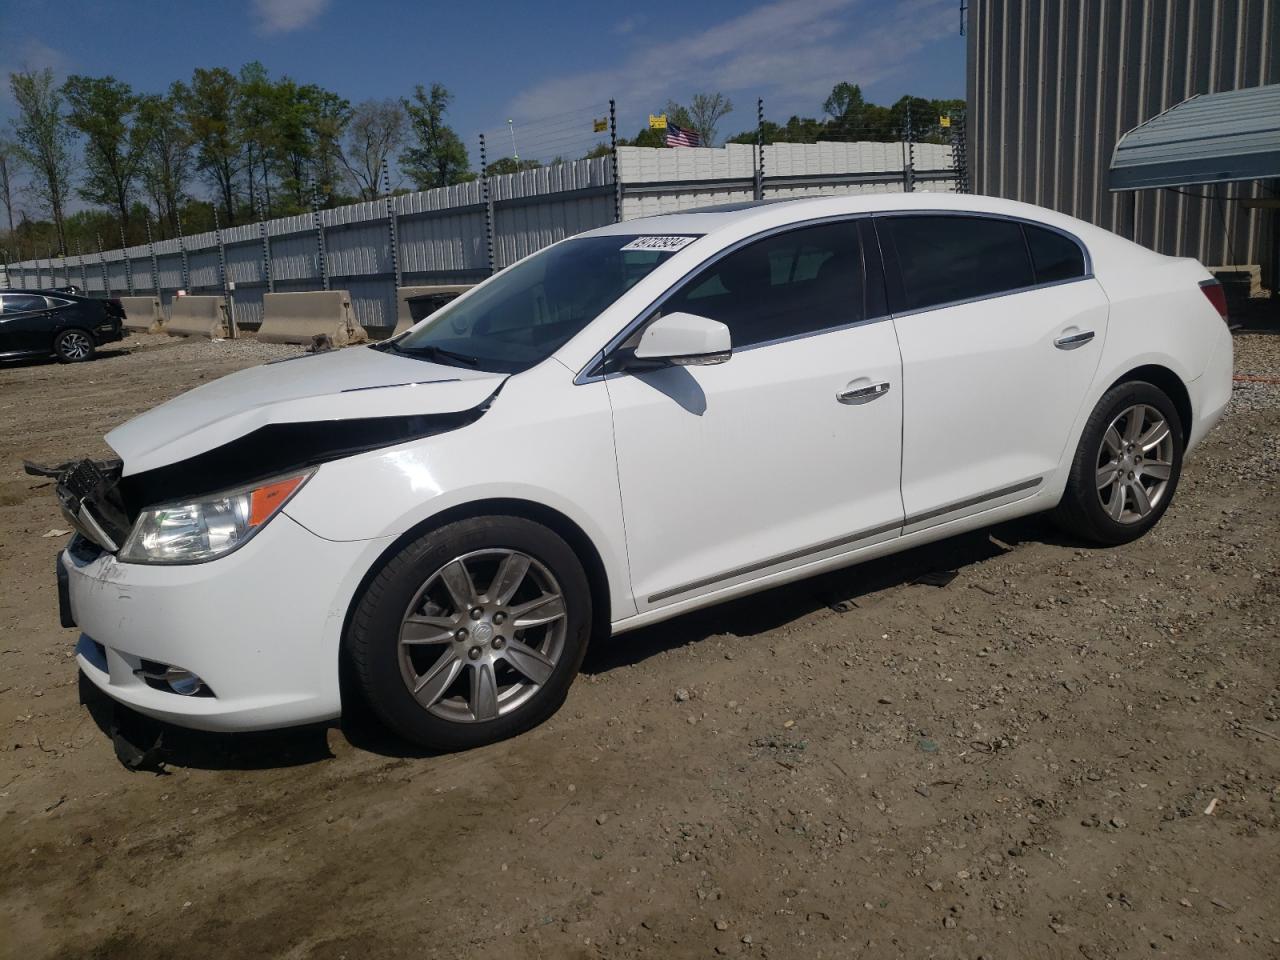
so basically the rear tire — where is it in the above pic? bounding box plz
[346,516,591,751]
[1054,380,1184,545]
[54,328,95,363]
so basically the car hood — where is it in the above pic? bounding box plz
[107,345,507,475]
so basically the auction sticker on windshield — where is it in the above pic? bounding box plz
[620,235,699,252]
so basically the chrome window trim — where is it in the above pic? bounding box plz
[574,208,1093,385]
[886,273,1096,320]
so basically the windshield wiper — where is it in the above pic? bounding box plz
[389,343,480,367]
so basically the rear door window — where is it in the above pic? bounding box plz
[663,221,866,349]
[1,294,48,314]
[882,215,1035,313]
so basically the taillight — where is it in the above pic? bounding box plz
[1199,279,1228,319]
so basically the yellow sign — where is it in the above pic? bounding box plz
[648,114,668,130]
[593,118,608,133]
[939,115,952,128]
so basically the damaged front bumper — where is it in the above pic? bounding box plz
[27,457,130,552]
[61,511,390,732]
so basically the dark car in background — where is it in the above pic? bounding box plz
[0,290,126,363]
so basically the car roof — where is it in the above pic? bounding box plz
[579,191,1109,242]
[0,288,88,300]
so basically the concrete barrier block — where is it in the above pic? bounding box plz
[257,290,367,346]
[393,284,474,335]
[120,296,164,333]
[166,296,228,339]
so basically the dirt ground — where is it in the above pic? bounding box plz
[1,329,1277,960]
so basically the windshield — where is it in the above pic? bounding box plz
[394,234,698,372]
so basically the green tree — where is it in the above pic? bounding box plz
[341,98,406,200]
[135,90,190,237]
[483,156,541,176]
[822,81,868,138]
[727,115,825,145]
[267,79,350,210]
[400,83,470,189]
[236,61,277,214]
[62,74,145,232]
[8,68,74,250]
[622,126,667,148]
[174,67,241,224]
[304,84,350,205]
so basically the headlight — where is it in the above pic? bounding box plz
[118,471,312,564]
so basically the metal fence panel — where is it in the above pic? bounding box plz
[13,146,959,329]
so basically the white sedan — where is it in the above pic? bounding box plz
[53,193,1233,750]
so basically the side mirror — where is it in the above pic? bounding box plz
[630,311,732,367]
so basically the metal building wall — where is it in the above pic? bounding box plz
[967,0,1279,284]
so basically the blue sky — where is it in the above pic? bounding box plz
[1,0,964,169]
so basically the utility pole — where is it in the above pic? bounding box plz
[754,97,765,201]
[903,107,916,193]
[382,158,401,292]
[175,207,190,291]
[479,134,495,275]
[610,99,621,223]
[507,119,519,162]
[144,213,160,296]
[311,179,330,290]
[75,239,88,292]
[212,204,234,336]
[119,221,135,295]
[256,195,274,293]
[95,234,111,297]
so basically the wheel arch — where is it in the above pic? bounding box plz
[338,497,613,663]
[1105,364,1193,444]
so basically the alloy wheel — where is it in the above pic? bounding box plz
[1095,403,1175,524]
[397,549,567,723]
[59,331,91,360]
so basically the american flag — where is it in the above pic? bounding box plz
[665,123,702,147]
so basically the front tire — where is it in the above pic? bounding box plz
[1054,380,1184,545]
[54,328,95,363]
[346,516,592,751]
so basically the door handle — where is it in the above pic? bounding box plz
[1054,330,1095,349]
[837,381,891,404]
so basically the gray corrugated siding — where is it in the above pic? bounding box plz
[968,0,1279,285]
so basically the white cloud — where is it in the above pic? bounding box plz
[0,38,73,109]
[507,0,956,127]
[613,15,645,36]
[251,0,330,35]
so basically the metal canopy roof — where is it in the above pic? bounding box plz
[1109,83,1280,191]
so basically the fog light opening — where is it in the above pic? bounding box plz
[134,660,212,697]
[164,667,204,696]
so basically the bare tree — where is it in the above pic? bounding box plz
[341,98,406,200]
[8,68,75,250]
[687,92,734,147]
[0,140,18,237]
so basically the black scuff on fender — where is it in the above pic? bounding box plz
[28,381,505,539]
[118,407,489,512]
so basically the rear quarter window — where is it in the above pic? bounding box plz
[1024,225,1087,283]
